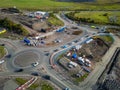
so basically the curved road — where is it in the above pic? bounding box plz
[0,12,119,90]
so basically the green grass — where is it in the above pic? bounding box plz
[28,83,39,90]
[66,11,120,25]
[0,46,5,59]
[15,78,39,90]
[15,78,27,85]
[0,31,24,40]
[0,18,29,36]
[47,13,64,26]
[0,0,119,10]
[107,28,120,37]
[95,35,114,44]
[15,78,53,90]
[74,73,89,83]
[41,83,53,90]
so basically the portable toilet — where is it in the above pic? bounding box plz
[72,53,77,59]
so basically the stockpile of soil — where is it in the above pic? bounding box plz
[78,39,108,62]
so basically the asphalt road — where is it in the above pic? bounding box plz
[0,13,93,90]
[0,13,98,90]
[0,12,119,90]
[46,14,120,90]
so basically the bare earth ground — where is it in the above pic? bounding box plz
[0,11,81,47]
[45,31,78,46]
[56,38,110,84]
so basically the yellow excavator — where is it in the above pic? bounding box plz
[0,29,6,34]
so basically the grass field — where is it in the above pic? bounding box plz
[0,46,5,59]
[15,78,54,90]
[96,0,120,4]
[47,13,64,26]
[66,11,120,25]
[74,73,88,83]
[41,83,53,90]
[97,35,114,44]
[0,0,120,10]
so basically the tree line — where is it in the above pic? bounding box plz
[65,12,95,23]
[65,12,119,25]
[0,18,29,36]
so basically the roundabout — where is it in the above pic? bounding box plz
[12,50,42,68]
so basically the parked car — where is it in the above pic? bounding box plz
[0,44,5,46]
[92,33,96,35]
[91,25,96,28]
[61,45,67,49]
[82,66,91,73]
[0,60,5,64]
[71,26,78,29]
[85,62,91,67]
[74,40,78,43]
[31,72,39,76]
[54,49,59,52]
[85,35,89,37]
[45,53,50,56]
[72,42,75,45]
[78,61,84,66]
[68,64,73,68]
[76,73,81,78]
[64,88,70,90]
[95,27,99,29]
[15,68,23,72]
[67,43,72,45]
[32,62,39,67]
[43,75,50,80]
[5,54,12,58]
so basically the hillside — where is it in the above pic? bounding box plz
[97,0,120,4]
[0,0,119,10]
[57,0,120,3]
[57,0,95,2]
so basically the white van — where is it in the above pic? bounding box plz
[0,60,5,64]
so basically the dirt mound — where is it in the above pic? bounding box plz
[32,21,49,31]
